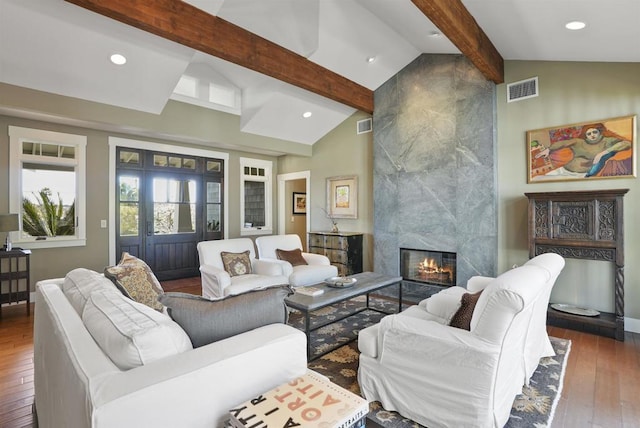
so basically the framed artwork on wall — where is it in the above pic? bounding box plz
[527,115,636,183]
[326,175,358,219]
[292,192,306,215]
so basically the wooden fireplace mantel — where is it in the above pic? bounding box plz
[525,189,628,341]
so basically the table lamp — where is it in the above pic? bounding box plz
[0,213,19,251]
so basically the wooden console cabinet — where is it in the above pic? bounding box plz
[308,232,363,276]
[0,249,31,316]
[525,189,627,340]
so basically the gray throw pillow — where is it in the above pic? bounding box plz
[158,285,292,348]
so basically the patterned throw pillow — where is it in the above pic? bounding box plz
[449,289,484,331]
[220,250,253,276]
[104,252,165,311]
[276,248,308,266]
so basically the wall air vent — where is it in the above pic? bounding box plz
[356,118,372,134]
[507,77,539,103]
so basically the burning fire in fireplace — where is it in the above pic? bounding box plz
[400,248,457,287]
[417,258,452,283]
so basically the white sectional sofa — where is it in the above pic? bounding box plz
[34,268,307,428]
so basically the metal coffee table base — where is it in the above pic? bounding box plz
[285,272,403,360]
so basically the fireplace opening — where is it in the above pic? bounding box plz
[400,248,457,287]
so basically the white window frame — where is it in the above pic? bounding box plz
[8,126,87,249]
[240,157,273,236]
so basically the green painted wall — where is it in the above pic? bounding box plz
[279,111,374,271]
[497,61,640,322]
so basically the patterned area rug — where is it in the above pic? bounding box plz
[287,296,571,428]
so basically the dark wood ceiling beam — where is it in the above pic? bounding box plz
[412,0,504,84]
[64,0,374,113]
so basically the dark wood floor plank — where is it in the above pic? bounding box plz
[617,333,640,428]
[0,395,34,415]
[593,337,622,427]
[0,404,33,426]
[557,331,598,427]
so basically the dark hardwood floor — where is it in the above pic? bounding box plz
[1,277,638,428]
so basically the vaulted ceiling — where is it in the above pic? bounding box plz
[1,0,638,151]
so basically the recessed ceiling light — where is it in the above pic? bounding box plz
[429,31,442,38]
[110,53,127,65]
[366,56,376,64]
[565,21,586,30]
[302,111,312,118]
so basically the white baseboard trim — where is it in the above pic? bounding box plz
[625,317,640,334]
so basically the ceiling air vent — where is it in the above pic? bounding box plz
[356,118,372,134]
[507,77,539,103]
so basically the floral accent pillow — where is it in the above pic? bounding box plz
[104,252,164,311]
[275,248,308,267]
[220,250,253,277]
[449,289,484,331]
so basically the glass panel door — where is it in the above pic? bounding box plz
[152,177,196,235]
[117,172,143,258]
[144,173,200,280]
[115,147,223,280]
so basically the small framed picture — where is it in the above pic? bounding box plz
[326,175,358,219]
[292,192,306,215]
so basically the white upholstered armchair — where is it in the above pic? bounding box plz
[197,238,288,299]
[255,234,338,287]
[357,253,565,428]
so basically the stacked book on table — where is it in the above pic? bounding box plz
[293,286,324,297]
[229,370,368,428]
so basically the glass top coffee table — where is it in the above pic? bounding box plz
[285,271,403,359]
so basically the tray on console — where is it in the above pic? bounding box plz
[551,303,600,317]
[324,276,357,288]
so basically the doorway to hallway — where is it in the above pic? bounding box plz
[277,171,310,250]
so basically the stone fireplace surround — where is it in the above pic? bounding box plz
[373,54,498,301]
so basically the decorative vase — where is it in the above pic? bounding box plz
[331,223,339,233]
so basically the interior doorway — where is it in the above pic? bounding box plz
[277,171,310,250]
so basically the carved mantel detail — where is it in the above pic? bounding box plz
[526,189,628,341]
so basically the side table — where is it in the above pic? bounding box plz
[0,249,31,316]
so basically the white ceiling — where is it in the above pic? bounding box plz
[1,0,638,150]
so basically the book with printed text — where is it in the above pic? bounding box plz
[294,286,325,297]
[229,370,368,428]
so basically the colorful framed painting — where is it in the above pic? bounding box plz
[292,192,306,215]
[527,115,636,183]
[326,175,358,219]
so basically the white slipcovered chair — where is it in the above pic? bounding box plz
[197,238,288,299]
[255,234,338,287]
[357,253,565,428]
[459,253,565,382]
